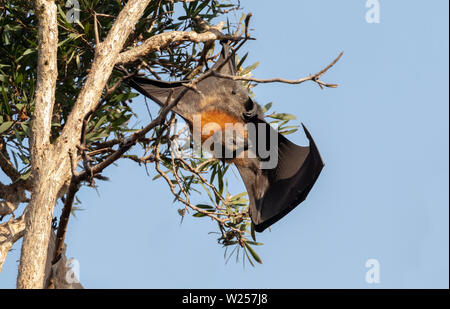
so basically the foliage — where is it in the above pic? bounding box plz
[0,0,298,266]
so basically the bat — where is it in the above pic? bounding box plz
[124,41,324,232]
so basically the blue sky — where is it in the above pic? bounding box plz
[1,1,448,288]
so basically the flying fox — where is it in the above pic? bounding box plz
[124,42,324,232]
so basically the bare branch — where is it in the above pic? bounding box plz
[116,29,248,65]
[93,11,100,47]
[0,140,21,181]
[0,213,26,273]
[52,173,79,265]
[211,51,344,89]
[0,182,29,217]
[31,0,59,149]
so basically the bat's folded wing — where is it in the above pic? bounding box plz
[126,76,188,107]
[237,123,324,232]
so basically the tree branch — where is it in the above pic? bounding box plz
[51,153,80,268]
[0,140,21,182]
[59,0,152,155]
[116,28,247,65]
[0,182,29,218]
[211,51,344,89]
[31,0,59,150]
[0,213,26,273]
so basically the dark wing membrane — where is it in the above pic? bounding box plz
[236,123,324,232]
[211,41,237,75]
[124,41,238,119]
[126,76,188,107]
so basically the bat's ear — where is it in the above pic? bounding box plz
[126,76,187,106]
[211,40,237,76]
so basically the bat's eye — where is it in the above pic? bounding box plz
[231,89,237,95]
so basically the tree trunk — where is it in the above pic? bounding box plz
[16,171,60,288]
[16,0,59,289]
[16,0,152,288]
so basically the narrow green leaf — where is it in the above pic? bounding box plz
[263,102,273,113]
[20,122,31,137]
[196,204,215,210]
[0,121,13,134]
[193,212,207,218]
[244,241,262,264]
[280,128,299,136]
[20,168,31,180]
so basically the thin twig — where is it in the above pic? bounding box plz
[211,51,344,89]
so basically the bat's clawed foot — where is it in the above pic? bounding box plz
[243,111,256,120]
[243,97,259,120]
